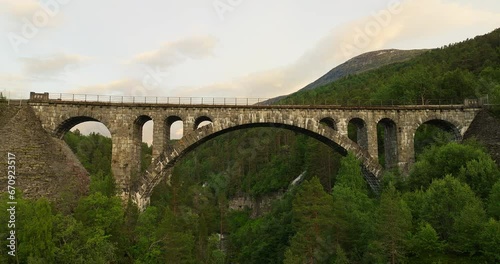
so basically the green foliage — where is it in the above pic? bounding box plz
[488,180,500,219]
[64,131,112,176]
[450,202,487,255]
[18,198,56,263]
[409,142,500,199]
[420,175,483,241]
[335,153,367,193]
[480,219,500,262]
[407,222,445,259]
[332,185,376,261]
[75,192,124,234]
[333,244,349,264]
[413,124,455,158]
[375,184,412,263]
[285,178,335,263]
[227,192,294,264]
[331,154,376,261]
[207,233,226,264]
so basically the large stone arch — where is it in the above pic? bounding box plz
[132,119,383,209]
[54,115,112,139]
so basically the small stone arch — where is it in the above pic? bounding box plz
[416,118,462,141]
[165,115,183,140]
[134,115,153,138]
[54,116,110,139]
[377,118,398,169]
[320,117,337,130]
[348,117,368,150]
[193,116,213,130]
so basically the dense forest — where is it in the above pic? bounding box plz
[1,29,499,263]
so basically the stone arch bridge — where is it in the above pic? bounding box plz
[28,93,481,209]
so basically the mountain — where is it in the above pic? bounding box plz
[260,49,427,105]
[280,28,500,105]
[299,49,428,92]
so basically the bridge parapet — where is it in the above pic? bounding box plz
[30,92,50,101]
[34,92,487,108]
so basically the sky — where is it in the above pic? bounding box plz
[1,0,499,142]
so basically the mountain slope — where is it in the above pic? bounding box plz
[279,28,500,105]
[260,49,427,105]
[300,49,427,92]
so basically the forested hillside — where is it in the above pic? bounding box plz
[299,49,427,92]
[1,29,499,263]
[280,28,500,107]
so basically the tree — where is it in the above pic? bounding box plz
[457,154,500,199]
[480,219,500,262]
[335,153,367,193]
[408,222,445,259]
[158,207,197,263]
[284,178,335,264]
[375,184,412,264]
[74,192,124,235]
[409,142,500,198]
[488,180,500,220]
[18,198,56,263]
[420,175,483,241]
[450,202,487,255]
[133,206,163,263]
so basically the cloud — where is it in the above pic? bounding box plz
[0,0,66,29]
[175,0,500,98]
[64,1,500,100]
[0,73,30,98]
[333,0,500,58]
[131,35,218,69]
[67,35,218,97]
[70,79,143,95]
[0,0,39,17]
[21,53,89,77]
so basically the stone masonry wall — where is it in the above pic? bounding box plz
[0,105,89,211]
[464,110,500,166]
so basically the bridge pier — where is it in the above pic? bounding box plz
[151,115,167,158]
[366,120,378,161]
[396,126,415,174]
[111,132,139,201]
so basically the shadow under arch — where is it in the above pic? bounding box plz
[54,116,110,139]
[348,117,368,151]
[134,122,383,207]
[194,116,213,130]
[417,119,462,141]
[377,118,398,169]
[320,117,337,130]
[414,118,463,158]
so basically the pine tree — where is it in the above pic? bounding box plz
[284,177,335,264]
[375,184,412,264]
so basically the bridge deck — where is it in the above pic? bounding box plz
[25,99,481,111]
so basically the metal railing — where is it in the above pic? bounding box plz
[46,93,271,106]
[0,99,27,106]
[24,92,487,107]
